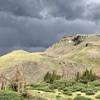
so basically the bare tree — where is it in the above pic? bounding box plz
[10,65,26,92]
[0,73,6,90]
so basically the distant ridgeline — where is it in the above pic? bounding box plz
[76,33,100,36]
[62,33,100,45]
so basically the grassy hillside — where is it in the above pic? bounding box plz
[0,50,43,68]
[0,34,100,83]
[46,35,100,76]
[0,50,56,83]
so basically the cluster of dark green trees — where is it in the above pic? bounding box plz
[76,69,96,84]
[44,71,61,84]
[44,69,96,84]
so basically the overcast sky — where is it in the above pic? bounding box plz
[0,0,100,54]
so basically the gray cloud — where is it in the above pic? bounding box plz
[0,0,100,54]
[42,0,85,20]
[0,0,42,18]
[85,3,100,21]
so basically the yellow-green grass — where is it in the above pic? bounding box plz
[0,50,44,69]
[26,89,100,100]
[27,90,73,100]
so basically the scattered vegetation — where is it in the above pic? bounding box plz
[26,96,48,100]
[0,67,99,100]
[44,71,61,84]
[0,91,24,100]
[22,69,100,99]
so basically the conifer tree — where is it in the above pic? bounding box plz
[44,71,61,84]
[76,72,80,82]
[75,69,96,83]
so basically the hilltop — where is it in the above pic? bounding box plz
[0,34,100,83]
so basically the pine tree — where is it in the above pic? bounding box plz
[44,72,51,83]
[89,69,93,81]
[75,69,96,84]
[44,71,61,84]
[76,72,80,82]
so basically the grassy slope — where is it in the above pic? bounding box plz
[0,35,100,82]
[27,90,100,100]
[46,35,100,76]
[0,50,56,83]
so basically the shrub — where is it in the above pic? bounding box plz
[85,90,95,95]
[81,89,87,93]
[77,93,81,96]
[74,96,92,100]
[28,96,48,100]
[56,95,61,99]
[91,81,100,87]
[63,88,69,92]
[95,94,100,99]
[38,88,54,93]
[75,72,80,82]
[63,91,72,96]
[25,82,54,92]
[44,71,61,84]
[0,91,24,100]
[72,86,82,92]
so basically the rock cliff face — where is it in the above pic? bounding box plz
[52,35,86,48]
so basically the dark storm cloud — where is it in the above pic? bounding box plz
[0,12,59,47]
[85,2,100,21]
[42,0,85,20]
[0,0,88,19]
[0,0,42,18]
[0,0,100,54]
